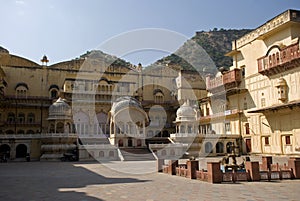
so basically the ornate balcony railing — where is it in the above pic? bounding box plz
[257,42,300,76]
[206,69,242,91]
[200,109,241,122]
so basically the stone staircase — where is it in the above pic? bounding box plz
[119,148,156,161]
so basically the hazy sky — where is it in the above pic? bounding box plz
[0,0,299,66]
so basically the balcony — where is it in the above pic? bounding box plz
[200,109,241,123]
[258,42,300,76]
[206,69,242,91]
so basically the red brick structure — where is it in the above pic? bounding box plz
[186,160,199,179]
[207,162,222,183]
[245,161,260,181]
[261,156,273,171]
[288,157,300,179]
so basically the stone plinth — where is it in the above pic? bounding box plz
[168,160,178,175]
[157,159,164,172]
[262,156,273,171]
[245,161,260,181]
[207,162,222,183]
[288,157,300,179]
[186,160,199,179]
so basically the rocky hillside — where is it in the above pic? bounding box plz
[155,29,252,71]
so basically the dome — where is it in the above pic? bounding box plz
[48,98,71,120]
[275,78,287,87]
[110,96,143,115]
[176,100,197,121]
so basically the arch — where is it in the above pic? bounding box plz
[18,113,25,123]
[15,82,29,90]
[118,139,123,147]
[49,88,59,99]
[153,88,164,96]
[205,142,213,153]
[170,149,175,156]
[48,84,59,91]
[128,138,133,147]
[96,112,108,124]
[49,124,55,133]
[73,111,89,135]
[147,130,154,137]
[265,45,281,56]
[27,113,35,123]
[17,130,25,134]
[161,149,167,156]
[162,130,169,137]
[187,125,193,133]
[7,112,15,123]
[137,139,142,147]
[26,130,35,134]
[16,144,27,158]
[179,125,185,133]
[99,151,104,157]
[56,122,64,133]
[226,142,233,153]
[0,144,10,157]
[109,151,114,157]
[216,142,224,153]
[5,130,14,134]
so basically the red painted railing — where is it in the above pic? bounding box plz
[258,42,300,73]
[206,69,242,90]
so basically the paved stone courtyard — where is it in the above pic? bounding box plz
[1,160,300,201]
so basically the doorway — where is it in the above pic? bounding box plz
[246,139,251,153]
[16,144,27,158]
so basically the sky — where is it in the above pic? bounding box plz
[0,0,299,66]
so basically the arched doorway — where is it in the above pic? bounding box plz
[0,144,10,158]
[205,142,213,153]
[118,139,123,147]
[216,142,224,153]
[137,139,142,147]
[128,138,133,147]
[162,130,169,137]
[16,144,27,158]
[226,142,233,153]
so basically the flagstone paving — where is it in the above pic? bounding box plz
[0,161,299,201]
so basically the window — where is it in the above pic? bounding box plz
[245,123,250,134]
[265,137,269,145]
[50,89,58,99]
[205,104,210,116]
[7,113,15,123]
[15,83,28,98]
[241,66,246,78]
[18,113,25,123]
[205,142,213,153]
[187,125,192,133]
[285,136,291,145]
[243,97,247,110]
[27,113,35,123]
[225,122,231,133]
[216,142,224,153]
[261,98,266,107]
[154,89,164,104]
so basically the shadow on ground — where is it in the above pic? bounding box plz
[0,162,150,201]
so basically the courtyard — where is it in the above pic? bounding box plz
[0,160,300,201]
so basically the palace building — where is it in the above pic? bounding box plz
[0,9,300,161]
[203,9,300,156]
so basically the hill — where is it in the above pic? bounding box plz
[155,29,252,71]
